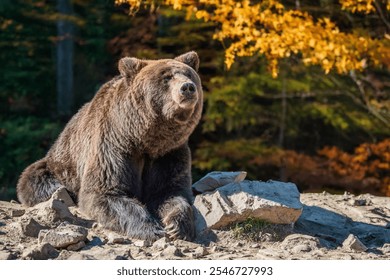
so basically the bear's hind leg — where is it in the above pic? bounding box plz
[17,159,62,206]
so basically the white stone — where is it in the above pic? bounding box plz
[133,240,151,247]
[193,246,208,257]
[381,243,390,255]
[0,251,12,260]
[21,217,46,237]
[161,245,182,257]
[194,180,302,231]
[51,187,76,207]
[152,237,169,250]
[38,223,88,249]
[28,197,75,225]
[342,234,368,252]
[107,232,126,244]
[22,243,59,260]
[192,171,247,193]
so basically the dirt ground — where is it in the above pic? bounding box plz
[0,191,389,260]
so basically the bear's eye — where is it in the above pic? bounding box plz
[163,75,173,84]
[183,70,192,79]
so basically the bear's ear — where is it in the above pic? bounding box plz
[118,57,147,79]
[175,51,199,72]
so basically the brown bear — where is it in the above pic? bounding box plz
[17,51,203,241]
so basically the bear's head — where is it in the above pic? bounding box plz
[118,51,203,124]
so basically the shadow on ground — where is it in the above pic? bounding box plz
[295,205,390,249]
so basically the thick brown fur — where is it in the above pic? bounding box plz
[17,52,203,241]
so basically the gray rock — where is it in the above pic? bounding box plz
[381,243,390,254]
[310,249,325,257]
[51,187,76,207]
[67,253,96,260]
[192,171,247,193]
[161,245,183,257]
[173,239,199,250]
[68,247,131,260]
[10,209,25,217]
[21,218,46,237]
[194,180,302,231]
[39,223,88,249]
[107,232,126,244]
[0,251,12,260]
[291,244,312,254]
[193,246,208,257]
[22,243,59,260]
[280,234,321,253]
[152,237,169,250]
[134,240,151,247]
[67,241,86,251]
[342,234,368,252]
[56,250,73,260]
[341,254,353,260]
[29,197,75,225]
[350,199,367,206]
[210,245,223,253]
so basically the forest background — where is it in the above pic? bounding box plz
[0,0,389,201]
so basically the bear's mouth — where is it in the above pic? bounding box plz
[174,107,195,123]
[178,96,198,109]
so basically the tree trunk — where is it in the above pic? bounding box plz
[279,77,287,182]
[56,0,74,117]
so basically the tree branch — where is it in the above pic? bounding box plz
[374,0,390,31]
[349,70,390,127]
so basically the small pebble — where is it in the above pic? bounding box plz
[107,233,125,244]
[162,245,183,257]
[134,240,151,247]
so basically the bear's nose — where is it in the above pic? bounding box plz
[180,82,196,95]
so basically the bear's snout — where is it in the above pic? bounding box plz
[176,81,198,109]
[180,82,196,96]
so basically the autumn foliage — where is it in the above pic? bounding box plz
[194,139,390,196]
[319,139,390,196]
[340,0,390,13]
[116,0,390,77]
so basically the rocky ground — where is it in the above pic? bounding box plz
[0,185,389,260]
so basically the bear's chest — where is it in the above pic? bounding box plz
[124,154,158,201]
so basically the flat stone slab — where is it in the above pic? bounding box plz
[194,180,303,232]
[192,171,247,193]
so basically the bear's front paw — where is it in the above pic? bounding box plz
[125,218,165,242]
[162,207,194,241]
[142,226,166,242]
